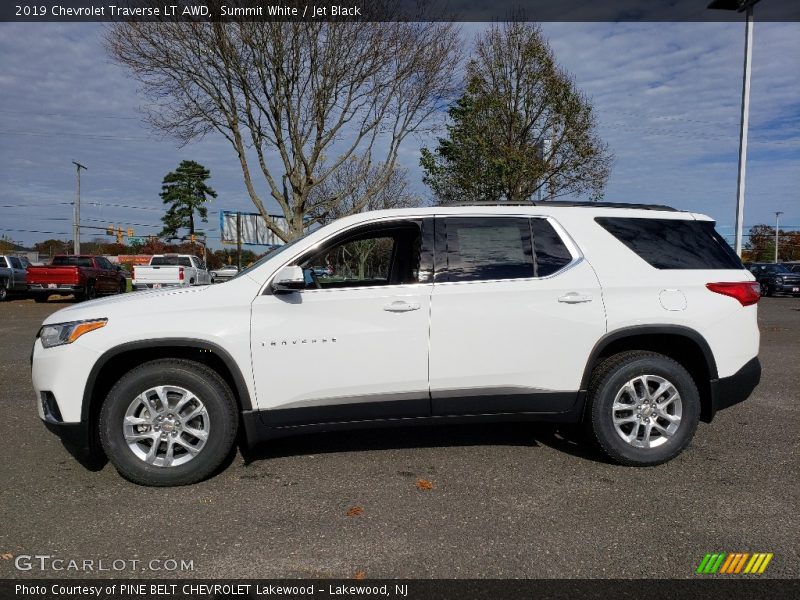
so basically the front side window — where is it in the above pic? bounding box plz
[297,221,423,289]
[440,217,534,282]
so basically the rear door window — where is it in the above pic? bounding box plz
[440,217,534,282]
[595,217,742,270]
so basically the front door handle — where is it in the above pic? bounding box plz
[558,292,593,304]
[383,300,421,312]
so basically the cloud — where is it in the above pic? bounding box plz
[0,21,797,249]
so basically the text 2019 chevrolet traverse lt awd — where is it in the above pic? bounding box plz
[32,203,761,485]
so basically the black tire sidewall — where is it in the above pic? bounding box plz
[99,361,237,486]
[591,355,700,465]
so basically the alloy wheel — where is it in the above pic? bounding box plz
[123,385,210,467]
[611,375,682,449]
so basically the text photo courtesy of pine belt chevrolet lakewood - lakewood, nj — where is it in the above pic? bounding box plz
[1,0,799,598]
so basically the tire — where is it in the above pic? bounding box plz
[587,351,700,466]
[118,280,126,294]
[99,359,238,486]
[0,280,7,302]
[33,294,49,303]
[77,281,96,302]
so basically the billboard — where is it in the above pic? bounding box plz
[219,210,288,246]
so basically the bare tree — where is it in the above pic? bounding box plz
[308,157,422,225]
[108,3,460,240]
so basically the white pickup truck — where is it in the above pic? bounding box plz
[132,254,210,290]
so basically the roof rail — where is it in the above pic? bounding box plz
[454,200,680,212]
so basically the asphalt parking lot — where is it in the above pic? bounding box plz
[1,296,798,579]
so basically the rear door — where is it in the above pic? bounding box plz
[428,216,606,416]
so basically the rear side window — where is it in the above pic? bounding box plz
[442,218,534,282]
[595,217,742,270]
[530,219,573,276]
[9,257,23,269]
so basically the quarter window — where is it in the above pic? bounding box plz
[530,218,573,276]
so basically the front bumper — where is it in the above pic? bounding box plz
[772,282,800,294]
[709,356,761,420]
[42,419,91,452]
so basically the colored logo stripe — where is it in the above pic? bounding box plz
[697,552,773,574]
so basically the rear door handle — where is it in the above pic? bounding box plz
[558,293,593,304]
[383,300,421,312]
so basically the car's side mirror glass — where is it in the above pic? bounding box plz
[271,265,305,293]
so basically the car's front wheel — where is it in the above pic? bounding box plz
[587,351,700,466]
[99,359,238,486]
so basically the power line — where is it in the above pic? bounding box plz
[0,129,151,142]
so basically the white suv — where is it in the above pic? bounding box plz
[32,203,761,486]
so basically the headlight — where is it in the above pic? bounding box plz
[775,277,783,284]
[38,319,107,348]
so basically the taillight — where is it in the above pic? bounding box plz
[706,282,760,306]
[132,266,136,280]
[179,267,185,281]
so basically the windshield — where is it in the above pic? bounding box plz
[231,232,312,281]
[753,264,792,274]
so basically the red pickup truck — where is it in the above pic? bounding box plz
[27,255,127,302]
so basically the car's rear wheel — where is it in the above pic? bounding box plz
[0,280,7,302]
[99,359,238,486]
[587,351,700,466]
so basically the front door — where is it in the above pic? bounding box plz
[250,218,434,425]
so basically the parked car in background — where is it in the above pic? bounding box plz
[27,255,127,302]
[748,263,800,297]
[132,254,210,290]
[0,255,28,301]
[209,264,239,283]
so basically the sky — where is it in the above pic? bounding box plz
[0,20,798,250]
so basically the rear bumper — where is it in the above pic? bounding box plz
[28,284,82,294]
[709,357,761,419]
[133,282,184,290]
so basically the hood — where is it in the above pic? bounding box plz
[42,285,215,325]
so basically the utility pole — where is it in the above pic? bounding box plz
[71,161,87,254]
[775,211,783,263]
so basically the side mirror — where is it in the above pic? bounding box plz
[271,265,305,293]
